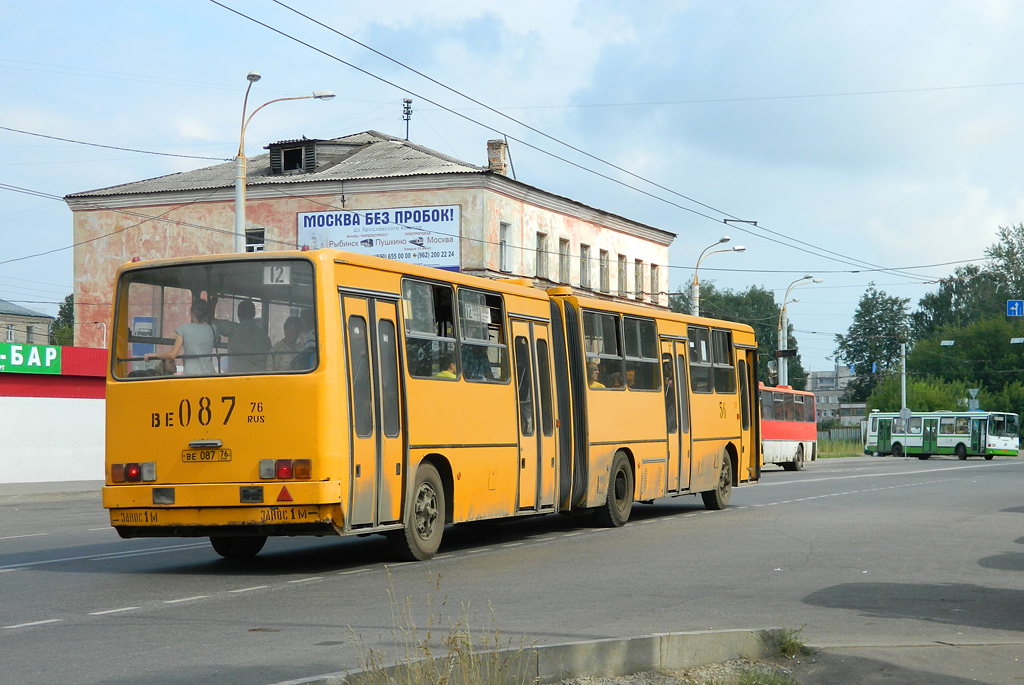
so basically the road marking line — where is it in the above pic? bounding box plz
[0,541,209,571]
[89,607,139,615]
[502,542,524,547]
[88,527,113,531]
[3,619,62,629]
[287,577,323,584]
[230,586,269,593]
[337,569,368,576]
[0,533,50,541]
[163,596,208,604]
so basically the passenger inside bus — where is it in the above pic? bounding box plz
[588,361,605,388]
[434,354,458,379]
[271,316,303,371]
[144,297,217,376]
[213,299,271,373]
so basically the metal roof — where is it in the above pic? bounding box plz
[0,298,52,319]
[66,131,486,198]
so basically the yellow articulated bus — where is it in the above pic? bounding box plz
[104,249,760,560]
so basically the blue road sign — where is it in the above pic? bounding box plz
[1008,300,1024,317]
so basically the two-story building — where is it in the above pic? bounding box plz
[65,131,675,348]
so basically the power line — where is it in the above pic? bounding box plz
[212,0,932,281]
[0,126,230,161]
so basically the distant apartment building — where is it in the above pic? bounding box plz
[0,298,53,345]
[64,131,674,348]
[806,365,865,425]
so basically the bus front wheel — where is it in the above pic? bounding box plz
[892,443,904,458]
[701,450,733,511]
[782,445,804,471]
[210,535,266,559]
[956,444,968,460]
[390,463,445,561]
[592,452,634,527]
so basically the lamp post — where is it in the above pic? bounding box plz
[777,274,822,386]
[690,236,746,317]
[234,71,335,253]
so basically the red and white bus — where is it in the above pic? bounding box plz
[759,382,817,471]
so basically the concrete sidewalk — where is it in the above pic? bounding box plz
[0,479,102,503]
[797,642,1024,684]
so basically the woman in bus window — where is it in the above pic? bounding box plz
[144,298,216,376]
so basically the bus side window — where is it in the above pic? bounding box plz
[583,310,624,389]
[804,395,816,422]
[458,289,508,383]
[711,329,736,393]
[513,336,534,436]
[760,390,773,421]
[623,317,660,390]
[687,326,712,393]
[403,280,458,379]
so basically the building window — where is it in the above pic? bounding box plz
[634,259,644,300]
[559,239,570,284]
[650,264,659,304]
[26,325,34,343]
[245,229,265,253]
[599,250,610,293]
[499,222,511,272]
[283,147,304,171]
[5,325,12,342]
[617,255,627,296]
[535,233,548,280]
[580,244,591,289]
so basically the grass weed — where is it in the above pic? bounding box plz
[345,570,535,685]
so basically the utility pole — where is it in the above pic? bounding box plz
[402,99,413,140]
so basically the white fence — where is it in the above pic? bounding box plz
[0,397,104,483]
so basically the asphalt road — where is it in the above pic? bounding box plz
[1,455,1022,684]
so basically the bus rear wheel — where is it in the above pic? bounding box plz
[782,445,804,471]
[984,454,994,461]
[390,462,445,561]
[701,450,732,511]
[956,444,968,460]
[892,443,903,458]
[210,535,266,559]
[592,452,633,527]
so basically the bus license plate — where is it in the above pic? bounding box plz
[181,448,232,463]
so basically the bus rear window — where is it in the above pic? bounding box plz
[112,259,316,379]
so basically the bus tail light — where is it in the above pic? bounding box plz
[111,462,157,483]
[276,459,293,479]
[258,459,312,479]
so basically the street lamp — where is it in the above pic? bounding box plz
[777,274,822,386]
[690,236,746,317]
[234,71,335,253]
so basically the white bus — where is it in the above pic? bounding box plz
[864,410,1019,460]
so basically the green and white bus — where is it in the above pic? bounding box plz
[864,410,1019,460]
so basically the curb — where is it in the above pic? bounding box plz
[273,627,784,685]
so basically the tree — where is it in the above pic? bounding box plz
[866,374,983,413]
[834,284,911,401]
[985,222,1024,298]
[50,294,74,346]
[911,264,1005,340]
[909,316,1024,392]
[670,282,808,389]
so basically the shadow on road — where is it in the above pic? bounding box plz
[802,581,1024,633]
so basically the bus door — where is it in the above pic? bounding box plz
[737,348,755,481]
[342,295,405,528]
[971,419,983,454]
[877,419,892,454]
[660,340,692,492]
[511,319,557,511]
[923,418,938,453]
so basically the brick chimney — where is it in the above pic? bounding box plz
[487,139,508,176]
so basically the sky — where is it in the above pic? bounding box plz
[3,0,1024,372]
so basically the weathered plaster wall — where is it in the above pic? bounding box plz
[71,183,668,348]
